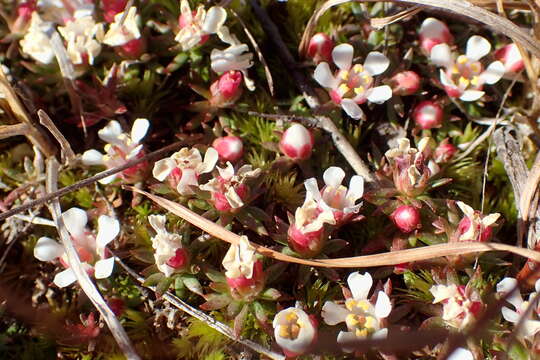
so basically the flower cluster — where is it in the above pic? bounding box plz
[430,282,484,329]
[148,215,189,277]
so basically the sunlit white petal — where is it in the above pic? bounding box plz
[466,35,491,61]
[332,43,354,70]
[363,52,390,75]
[34,237,64,262]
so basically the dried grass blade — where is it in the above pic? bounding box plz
[131,187,540,267]
[38,110,76,165]
[0,123,29,139]
[46,158,140,360]
[520,152,540,222]
[370,5,422,29]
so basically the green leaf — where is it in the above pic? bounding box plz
[156,276,174,295]
[508,341,528,360]
[182,275,204,296]
[205,269,226,283]
[143,273,165,287]
[259,288,281,301]
[200,294,231,311]
[233,304,249,337]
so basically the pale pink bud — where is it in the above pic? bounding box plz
[391,205,421,233]
[419,18,453,54]
[495,43,524,73]
[279,123,314,161]
[102,0,128,23]
[210,71,244,107]
[413,100,443,130]
[435,140,457,163]
[166,248,189,270]
[288,224,325,258]
[274,308,318,357]
[390,71,421,96]
[213,136,244,162]
[307,33,333,63]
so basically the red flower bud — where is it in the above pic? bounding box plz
[435,140,457,163]
[307,33,333,63]
[213,136,244,162]
[391,205,421,233]
[413,100,443,130]
[457,217,493,243]
[390,71,421,96]
[118,38,145,59]
[210,71,243,107]
[279,123,314,161]
[287,224,325,258]
[226,260,265,300]
[419,18,453,54]
[166,248,189,269]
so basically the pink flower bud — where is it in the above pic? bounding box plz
[419,18,453,54]
[212,136,244,162]
[495,43,524,73]
[390,71,421,96]
[413,100,443,130]
[435,139,457,163]
[210,71,244,107]
[307,33,333,63]
[391,205,421,233]
[226,260,265,300]
[288,224,326,258]
[279,123,314,161]
[118,38,145,59]
[166,248,189,269]
[102,0,128,23]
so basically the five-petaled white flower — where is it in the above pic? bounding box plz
[153,147,218,196]
[58,14,105,65]
[33,207,119,287]
[222,235,257,280]
[82,118,150,184]
[103,6,141,47]
[430,36,505,101]
[304,166,364,225]
[455,201,500,243]
[20,13,55,64]
[497,277,540,341]
[314,43,392,119]
[175,0,227,51]
[430,283,483,329]
[149,214,188,277]
[273,307,317,357]
[322,272,392,352]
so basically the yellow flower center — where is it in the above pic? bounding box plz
[278,312,304,340]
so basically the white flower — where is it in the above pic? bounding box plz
[211,26,255,91]
[82,118,150,184]
[103,6,141,47]
[153,147,218,196]
[497,277,540,341]
[38,0,94,24]
[58,15,105,65]
[33,208,119,287]
[304,166,364,224]
[314,43,392,119]
[273,307,317,357]
[20,13,54,64]
[430,283,483,329]
[222,235,256,279]
[455,201,500,242]
[149,215,187,277]
[447,348,474,360]
[418,17,453,53]
[430,36,505,101]
[322,272,391,352]
[175,0,227,51]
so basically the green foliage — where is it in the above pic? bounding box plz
[172,318,230,359]
[401,270,435,302]
[264,171,304,210]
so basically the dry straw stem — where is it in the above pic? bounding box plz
[45,158,140,360]
[0,66,56,157]
[37,110,76,165]
[114,256,286,360]
[298,0,540,60]
[129,187,540,267]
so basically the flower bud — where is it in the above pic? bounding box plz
[279,123,314,161]
[102,0,128,23]
[210,71,243,107]
[391,205,421,233]
[166,248,189,270]
[454,202,500,242]
[495,43,524,73]
[226,260,265,300]
[212,136,243,162]
[435,139,457,163]
[118,38,145,59]
[413,100,443,130]
[288,223,326,258]
[419,18,453,54]
[179,10,210,45]
[307,33,333,63]
[390,70,421,96]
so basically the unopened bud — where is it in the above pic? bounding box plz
[495,43,524,73]
[210,71,243,107]
[287,224,326,258]
[390,71,421,96]
[213,136,244,162]
[307,33,333,63]
[118,38,145,59]
[279,123,314,161]
[435,140,457,163]
[391,205,421,233]
[413,100,443,130]
[166,248,189,269]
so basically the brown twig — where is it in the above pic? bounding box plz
[37,109,77,165]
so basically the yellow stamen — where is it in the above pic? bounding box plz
[338,83,350,94]
[346,314,359,326]
[357,300,370,311]
[470,63,481,73]
[340,70,349,80]
[279,326,290,338]
[356,329,369,337]
[365,316,376,328]
[354,86,365,95]
[345,299,356,311]
[362,74,371,82]
[457,55,468,64]
[458,77,470,87]
[353,64,364,73]
[452,65,460,74]
[286,312,299,322]
[470,76,479,86]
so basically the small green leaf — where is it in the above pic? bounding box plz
[182,275,204,296]
[143,273,164,287]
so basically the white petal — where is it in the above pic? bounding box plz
[200,147,218,174]
[332,43,354,70]
[96,215,120,248]
[153,158,176,182]
[34,237,64,262]
[321,301,349,325]
[274,308,316,355]
[347,271,372,300]
[363,51,390,75]
[202,6,227,34]
[314,62,336,88]
[304,178,322,201]
[131,118,150,144]
[62,207,87,238]
[523,319,540,338]
[346,175,364,203]
[54,268,77,288]
[447,348,474,360]
[466,35,491,61]
[481,61,505,85]
[501,307,520,323]
[497,277,523,309]
[94,257,115,279]
[177,168,198,195]
[98,120,122,144]
[323,166,345,188]
[374,291,392,318]
[373,328,388,339]
[98,174,118,184]
[535,279,540,293]
[430,43,453,67]
[82,149,104,166]
[127,144,143,160]
[459,90,485,102]
[336,331,357,353]
[419,18,448,40]
[341,99,364,119]
[366,85,392,104]
[439,69,455,87]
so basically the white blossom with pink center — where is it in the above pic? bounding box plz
[222,235,256,280]
[102,6,141,47]
[455,201,500,242]
[322,272,391,352]
[273,307,317,357]
[20,13,55,64]
[175,0,227,51]
[304,166,364,224]
[153,147,218,196]
[33,208,119,287]
[58,14,104,65]
[149,215,188,277]
[497,277,540,341]
[82,118,150,184]
[314,43,392,119]
[447,348,474,360]
[430,283,483,329]
[430,36,505,101]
